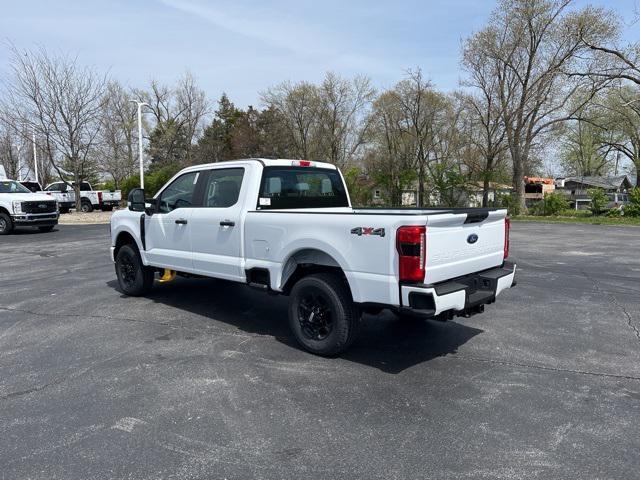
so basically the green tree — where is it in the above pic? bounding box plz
[588,188,609,215]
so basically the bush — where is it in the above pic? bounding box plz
[497,193,520,215]
[587,188,608,216]
[529,192,569,216]
[624,187,640,217]
[120,165,182,201]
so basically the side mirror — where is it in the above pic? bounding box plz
[128,188,146,212]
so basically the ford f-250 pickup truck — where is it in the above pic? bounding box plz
[45,181,121,212]
[0,179,59,234]
[20,180,76,213]
[110,158,516,355]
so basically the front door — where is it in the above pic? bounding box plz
[145,171,200,271]
[190,167,246,281]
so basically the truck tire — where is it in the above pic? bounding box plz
[80,200,93,213]
[38,226,55,233]
[288,273,360,356]
[115,244,155,296]
[0,213,13,235]
[101,206,113,212]
[59,207,70,214]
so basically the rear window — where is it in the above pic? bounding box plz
[257,167,348,210]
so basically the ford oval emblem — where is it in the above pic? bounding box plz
[467,233,479,244]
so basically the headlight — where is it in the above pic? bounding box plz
[12,201,23,214]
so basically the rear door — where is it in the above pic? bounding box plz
[145,171,201,271]
[190,167,246,281]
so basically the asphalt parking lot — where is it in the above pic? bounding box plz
[1,222,639,479]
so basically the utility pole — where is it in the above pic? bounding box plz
[130,101,149,189]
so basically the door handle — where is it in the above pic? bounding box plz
[175,218,188,225]
[220,220,235,227]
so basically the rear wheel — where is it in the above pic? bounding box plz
[101,206,113,211]
[59,207,70,214]
[80,200,93,213]
[115,244,155,296]
[38,226,54,233]
[0,213,13,235]
[288,273,360,356]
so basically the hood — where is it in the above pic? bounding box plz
[0,192,58,202]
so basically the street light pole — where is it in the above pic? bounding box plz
[13,144,23,181]
[32,130,38,185]
[130,101,149,189]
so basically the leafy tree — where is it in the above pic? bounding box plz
[624,187,640,217]
[588,188,609,215]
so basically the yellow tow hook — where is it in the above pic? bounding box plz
[158,269,177,283]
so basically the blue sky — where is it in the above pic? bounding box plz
[1,0,638,107]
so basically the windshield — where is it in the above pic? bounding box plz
[0,180,32,194]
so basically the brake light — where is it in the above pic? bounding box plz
[293,160,313,167]
[396,225,426,283]
[98,191,103,204]
[504,217,510,259]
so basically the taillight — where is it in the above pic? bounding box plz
[396,225,426,283]
[504,217,510,259]
[98,191,103,204]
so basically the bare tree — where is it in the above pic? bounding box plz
[315,72,375,168]
[461,38,509,206]
[136,73,208,168]
[96,82,138,188]
[3,45,107,209]
[465,0,617,211]
[261,81,320,159]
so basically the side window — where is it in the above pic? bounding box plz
[158,172,199,213]
[46,183,62,192]
[202,168,244,208]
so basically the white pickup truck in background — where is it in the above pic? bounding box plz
[20,180,76,213]
[45,181,121,212]
[0,179,59,234]
[110,158,516,355]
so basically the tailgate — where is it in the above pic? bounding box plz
[424,210,507,284]
[102,191,121,201]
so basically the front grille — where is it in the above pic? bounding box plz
[22,201,57,214]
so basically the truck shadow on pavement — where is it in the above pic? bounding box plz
[108,277,483,374]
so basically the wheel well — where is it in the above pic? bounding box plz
[280,249,351,298]
[0,206,10,216]
[114,231,137,258]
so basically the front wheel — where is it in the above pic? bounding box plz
[38,226,54,233]
[288,273,360,356]
[0,213,13,235]
[115,244,155,296]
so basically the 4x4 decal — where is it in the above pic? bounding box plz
[350,227,385,237]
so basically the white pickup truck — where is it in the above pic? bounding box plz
[20,180,76,213]
[0,179,59,234]
[110,159,516,355]
[45,181,121,212]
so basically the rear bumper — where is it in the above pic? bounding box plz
[400,261,516,318]
[12,213,59,227]
[102,200,120,207]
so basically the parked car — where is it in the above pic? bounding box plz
[607,192,629,209]
[110,159,516,356]
[45,181,121,212]
[20,180,75,213]
[0,179,59,234]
